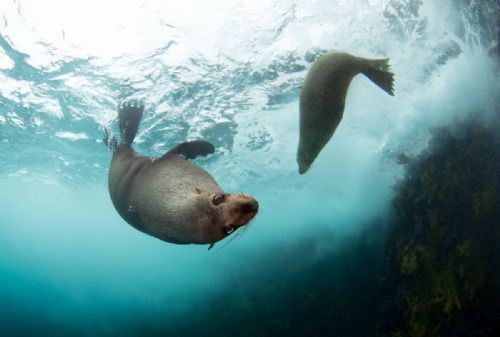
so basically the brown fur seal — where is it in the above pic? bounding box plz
[297,52,395,174]
[107,102,259,249]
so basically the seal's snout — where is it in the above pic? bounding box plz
[297,149,311,175]
[221,194,259,237]
[298,160,310,175]
[243,199,259,213]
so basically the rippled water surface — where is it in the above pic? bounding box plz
[1,0,499,336]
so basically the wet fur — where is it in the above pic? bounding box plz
[297,52,394,174]
[108,102,258,246]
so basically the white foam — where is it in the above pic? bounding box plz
[55,131,89,141]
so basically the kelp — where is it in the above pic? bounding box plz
[384,119,500,337]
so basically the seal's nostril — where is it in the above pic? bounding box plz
[243,200,259,213]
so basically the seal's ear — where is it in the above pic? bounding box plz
[164,140,215,160]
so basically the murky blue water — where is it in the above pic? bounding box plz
[1,1,499,336]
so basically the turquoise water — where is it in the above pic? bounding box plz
[1,1,499,336]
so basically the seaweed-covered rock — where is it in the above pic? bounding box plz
[384,120,500,337]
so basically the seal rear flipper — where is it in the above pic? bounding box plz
[164,140,215,160]
[118,101,145,145]
[103,127,118,152]
[361,58,395,96]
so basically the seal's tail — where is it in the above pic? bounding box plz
[361,58,395,96]
[118,100,144,146]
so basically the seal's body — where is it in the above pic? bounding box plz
[297,52,395,174]
[108,103,258,248]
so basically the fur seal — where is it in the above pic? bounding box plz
[297,52,395,174]
[107,102,259,249]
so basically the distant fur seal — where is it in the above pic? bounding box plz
[297,52,395,174]
[107,102,259,249]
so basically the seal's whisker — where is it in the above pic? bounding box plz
[239,225,250,236]
[215,231,240,252]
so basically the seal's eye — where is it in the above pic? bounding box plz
[212,194,225,206]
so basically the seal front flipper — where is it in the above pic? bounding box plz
[164,140,215,160]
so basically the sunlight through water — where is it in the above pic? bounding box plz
[0,0,499,336]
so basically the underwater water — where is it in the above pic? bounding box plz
[1,0,499,336]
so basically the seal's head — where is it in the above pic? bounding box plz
[297,137,323,174]
[194,189,259,245]
[297,149,314,174]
